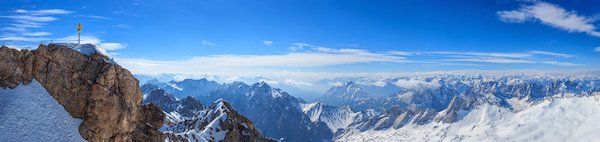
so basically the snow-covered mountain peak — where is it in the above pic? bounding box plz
[254,81,272,89]
[53,43,114,63]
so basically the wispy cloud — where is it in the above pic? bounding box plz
[497,1,600,37]
[15,9,72,15]
[289,42,322,51]
[395,79,440,90]
[445,57,534,64]
[0,36,49,42]
[116,43,581,76]
[201,40,215,46]
[22,32,51,36]
[263,40,273,46]
[388,51,421,56]
[0,9,72,44]
[116,43,410,74]
[427,50,576,65]
[113,24,132,29]
[595,47,600,52]
[541,61,583,66]
[529,50,573,58]
[283,79,313,86]
[74,15,108,19]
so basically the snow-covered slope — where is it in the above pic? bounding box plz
[301,102,358,133]
[0,80,85,142]
[161,99,274,142]
[54,43,114,63]
[337,96,600,142]
[162,100,231,142]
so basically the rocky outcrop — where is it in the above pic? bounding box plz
[0,44,164,141]
[163,100,276,142]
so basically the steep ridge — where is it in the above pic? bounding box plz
[0,44,164,141]
[301,102,359,134]
[162,100,275,142]
[148,80,333,142]
[142,86,274,142]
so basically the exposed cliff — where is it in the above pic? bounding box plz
[0,44,164,141]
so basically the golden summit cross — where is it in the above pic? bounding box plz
[77,23,83,44]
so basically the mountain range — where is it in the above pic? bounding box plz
[142,72,600,141]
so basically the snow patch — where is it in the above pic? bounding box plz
[0,80,85,142]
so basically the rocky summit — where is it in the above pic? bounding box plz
[0,44,164,142]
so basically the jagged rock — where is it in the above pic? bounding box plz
[0,44,164,141]
[162,100,276,142]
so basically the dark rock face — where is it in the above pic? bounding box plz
[0,44,164,141]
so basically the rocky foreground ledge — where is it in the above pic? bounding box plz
[0,44,164,141]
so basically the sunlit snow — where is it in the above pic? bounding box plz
[0,80,85,142]
[337,96,600,142]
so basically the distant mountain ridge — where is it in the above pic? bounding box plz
[140,73,600,141]
[144,79,333,142]
[141,84,274,142]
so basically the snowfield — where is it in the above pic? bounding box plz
[337,96,600,142]
[0,80,85,142]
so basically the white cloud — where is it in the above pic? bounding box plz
[289,43,321,51]
[595,47,600,52]
[0,15,57,22]
[117,51,406,69]
[428,51,531,58]
[55,35,126,51]
[372,80,387,87]
[259,79,278,85]
[1,9,71,43]
[329,81,345,87]
[15,9,73,15]
[263,40,273,46]
[497,1,600,37]
[445,57,535,64]
[115,42,580,76]
[99,43,126,50]
[22,32,51,36]
[541,61,582,66]
[394,79,440,90]
[283,79,313,86]
[0,36,48,42]
[201,40,215,46]
[112,24,131,29]
[388,51,420,56]
[529,50,572,58]
[428,50,573,64]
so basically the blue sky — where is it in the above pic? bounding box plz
[1,0,600,79]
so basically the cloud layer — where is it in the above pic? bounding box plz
[116,42,580,78]
[394,79,440,90]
